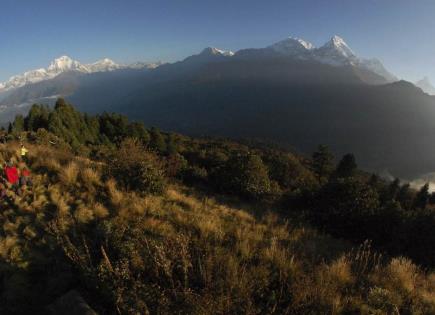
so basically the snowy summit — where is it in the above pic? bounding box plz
[264,35,396,81]
[200,47,235,57]
[0,56,160,93]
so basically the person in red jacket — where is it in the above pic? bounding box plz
[5,163,19,186]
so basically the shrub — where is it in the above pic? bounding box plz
[212,152,272,199]
[183,165,208,184]
[263,151,317,191]
[312,178,380,242]
[107,138,166,194]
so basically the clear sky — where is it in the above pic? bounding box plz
[1,0,435,83]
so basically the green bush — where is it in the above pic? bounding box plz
[107,138,166,194]
[312,177,380,241]
[213,152,272,199]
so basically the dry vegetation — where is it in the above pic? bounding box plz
[0,142,434,314]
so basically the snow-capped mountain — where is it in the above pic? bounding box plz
[264,35,397,82]
[86,58,122,72]
[268,37,314,58]
[47,55,89,73]
[128,61,163,70]
[313,35,359,66]
[195,36,380,71]
[415,77,435,95]
[0,35,395,95]
[200,47,235,57]
[0,56,160,93]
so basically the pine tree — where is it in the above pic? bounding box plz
[396,183,414,210]
[149,127,166,153]
[311,145,334,184]
[12,115,25,133]
[25,104,50,131]
[380,178,401,205]
[414,183,430,209]
[334,153,357,178]
[166,134,178,155]
[55,97,67,109]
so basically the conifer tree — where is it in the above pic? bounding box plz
[149,127,166,152]
[166,134,178,155]
[396,183,414,210]
[334,153,357,178]
[380,178,401,204]
[311,145,334,184]
[414,183,430,209]
[12,114,25,133]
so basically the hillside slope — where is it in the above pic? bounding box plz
[0,129,433,313]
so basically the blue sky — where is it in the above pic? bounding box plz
[1,0,435,83]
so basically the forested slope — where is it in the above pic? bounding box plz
[1,99,434,314]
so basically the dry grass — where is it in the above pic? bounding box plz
[106,178,123,207]
[49,186,70,216]
[59,161,79,186]
[80,167,101,187]
[0,142,433,314]
[93,202,109,219]
[73,204,94,224]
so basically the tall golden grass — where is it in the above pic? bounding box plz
[0,142,433,314]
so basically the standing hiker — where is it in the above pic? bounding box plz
[20,144,29,163]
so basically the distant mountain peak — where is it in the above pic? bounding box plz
[87,58,120,72]
[200,47,234,56]
[269,34,357,62]
[47,55,86,73]
[316,35,357,63]
[238,34,396,83]
[269,37,315,55]
[330,35,348,47]
[52,55,72,62]
[93,58,116,65]
[293,37,315,50]
[0,56,161,93]
[128,61,164,69]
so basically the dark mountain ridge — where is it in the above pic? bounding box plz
[65,57,435,178]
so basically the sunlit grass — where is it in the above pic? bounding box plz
[0,141,433,314]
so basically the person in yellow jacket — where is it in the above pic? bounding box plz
[20,144,29,162]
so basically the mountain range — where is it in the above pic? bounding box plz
[0,56,160,93]
[0,35,394,97]
[1,35,435,179]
